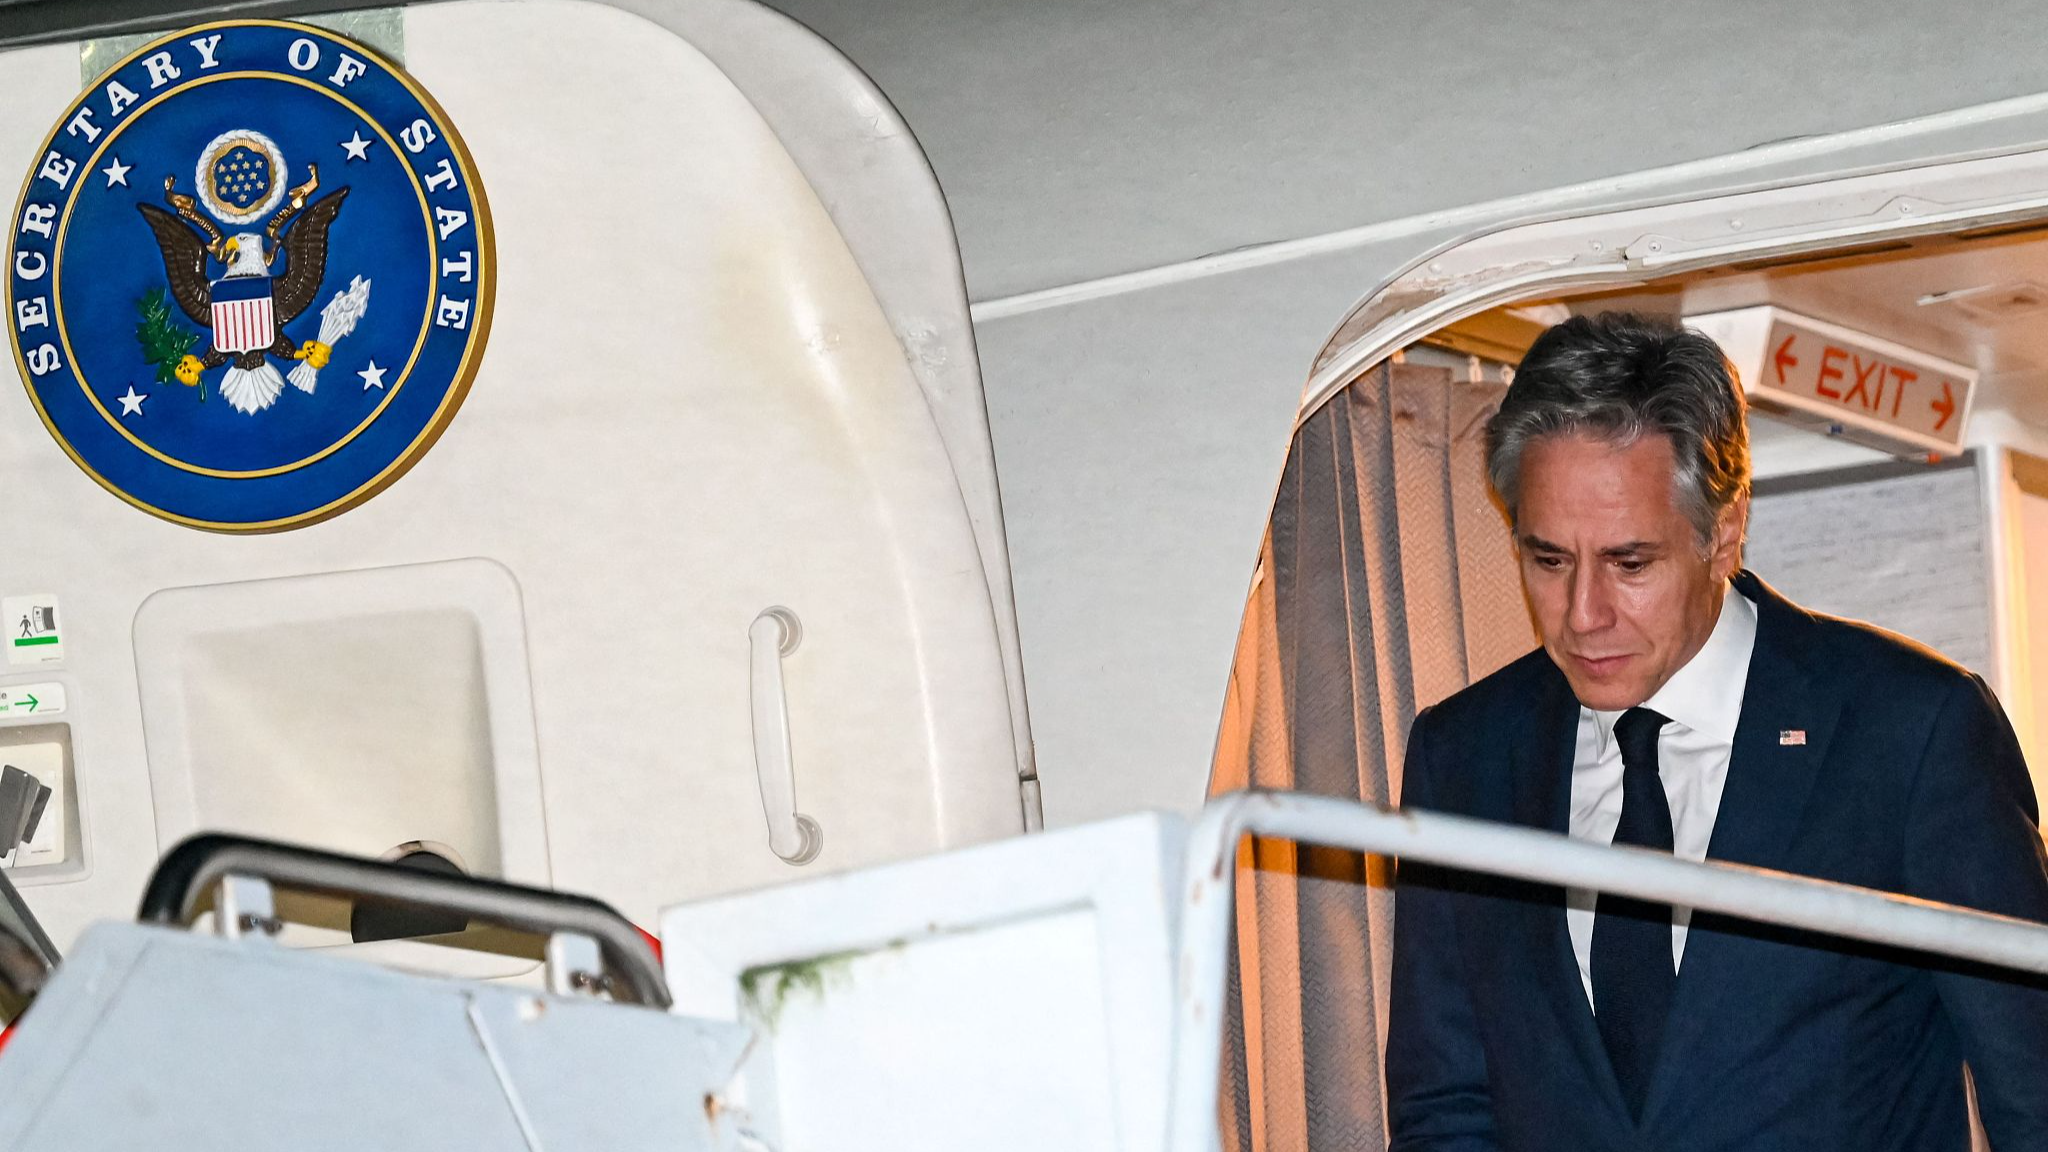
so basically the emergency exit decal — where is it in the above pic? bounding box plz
[1686,306,1976,455]
[4,595,62,666]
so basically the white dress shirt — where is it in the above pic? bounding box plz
[1566,582,1757,1007]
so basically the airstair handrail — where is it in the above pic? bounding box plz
[138,834,671,1008]
[1169,789,2048,1152]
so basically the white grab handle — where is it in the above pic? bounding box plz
[749,607,823,865]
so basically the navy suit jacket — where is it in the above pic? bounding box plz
[1385,571,2048,1151]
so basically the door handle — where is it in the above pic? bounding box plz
[749,607,823,865]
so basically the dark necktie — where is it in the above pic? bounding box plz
[1591,706,1676,1122]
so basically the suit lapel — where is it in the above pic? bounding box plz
[1696,573,1839,871]
[1512,660,1632,1121]
[1508,662,1577,836]
[1642,571,1840,1125]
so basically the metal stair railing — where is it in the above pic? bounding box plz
[1171,789,2048,1152]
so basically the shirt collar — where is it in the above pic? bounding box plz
[1590,581,1757,750]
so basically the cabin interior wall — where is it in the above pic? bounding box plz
[2011,475,2048,812]
[1978,416,2048,813]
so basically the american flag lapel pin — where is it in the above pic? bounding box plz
[1779,729,1807,746]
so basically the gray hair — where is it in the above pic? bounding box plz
[1484,312,1750,544]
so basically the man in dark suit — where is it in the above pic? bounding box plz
[1384,312,2048,1151]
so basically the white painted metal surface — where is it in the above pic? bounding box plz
[596,0,1040,804]
[0,922,753,1151]
[662,812,1183,1152]
[0,0,1026,949]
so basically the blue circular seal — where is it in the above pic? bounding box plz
[6,20,493,531]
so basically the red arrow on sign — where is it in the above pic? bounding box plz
[1773,335,1799,384]
[1931,380,1957,431]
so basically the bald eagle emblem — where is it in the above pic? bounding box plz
[135,129,369,415]
[7,19,491,532]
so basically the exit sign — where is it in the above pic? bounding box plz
[1686,306,1975,455]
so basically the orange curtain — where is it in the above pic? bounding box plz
[1210,362,1529,1150]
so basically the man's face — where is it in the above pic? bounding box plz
[1515,431,1746,711]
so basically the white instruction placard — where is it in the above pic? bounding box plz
[0,683,65,719]
[3,595,62,666]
